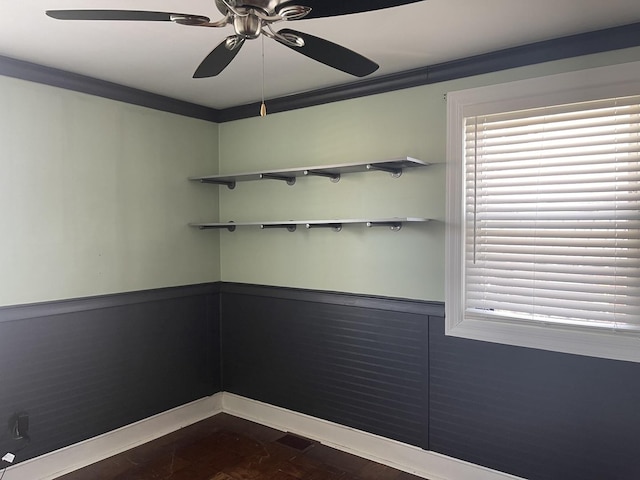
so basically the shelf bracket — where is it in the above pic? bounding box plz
[200,179,236,189]
[260,224,297,232]
[259,173,296,186]
[197,222,236,232]
[303,169,341,183]
[306,223,343,232]
[366,164,402,178]
[367,221,402,232]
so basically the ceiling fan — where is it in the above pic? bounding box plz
[45,0,424,79]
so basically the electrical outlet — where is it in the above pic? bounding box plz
[2,453,15,463]
[8,412,29,440]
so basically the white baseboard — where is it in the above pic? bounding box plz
[222,393,525,480]
[3,394,223,480]
[3,392,524,480]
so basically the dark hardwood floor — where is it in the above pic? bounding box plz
[56,413,425,480]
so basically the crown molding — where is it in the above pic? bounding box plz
[0,55,220,122]
[218,21,640,121]
[2,21,640,124]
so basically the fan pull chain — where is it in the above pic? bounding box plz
[260,35,267,117]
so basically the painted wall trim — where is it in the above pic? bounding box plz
[219,282,444,316]
[0,282,439,322]
[0,283,220,323]
[3,22,640,123]
[2,394,224,480]
[223,393,524,480]
[0,55,219,123]
[4,392,524,480]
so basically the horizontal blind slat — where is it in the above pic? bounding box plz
[467,132,640,154]
[466,195,640,210]
[468,170,640,187]
[465,260,640,278]
[465,228,640,239]
[464,152,640,170]
[466,287,640,306]
[465,272,640,288]
[466,253,638,267]
[465,182,640,196]
[465,123,640,146]
[468,160,640,178]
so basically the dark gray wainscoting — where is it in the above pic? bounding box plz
[220,283,438,449]
[3,281,639,480]
[0,283,221,464]
[429,319,640,480]
[221,283,640,480]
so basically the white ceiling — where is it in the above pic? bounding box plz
[2,0,640,110]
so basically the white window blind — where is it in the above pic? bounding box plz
[464,95,640,332]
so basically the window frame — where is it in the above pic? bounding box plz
[445,61,640,363]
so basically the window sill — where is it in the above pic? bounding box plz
[445,315,640,363]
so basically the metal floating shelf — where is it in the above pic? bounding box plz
[189,157,429,189]
[189,217,430,232]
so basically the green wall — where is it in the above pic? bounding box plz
[217,46,640,301]
[3,45,640,306]
[0,76,220,307]
[217,91,445,300]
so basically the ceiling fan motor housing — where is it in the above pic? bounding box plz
[233,10,263,39]
[216,0,284,15]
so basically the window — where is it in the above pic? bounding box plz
[446,61,640,363]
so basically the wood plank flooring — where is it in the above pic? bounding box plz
[56,413,425,480]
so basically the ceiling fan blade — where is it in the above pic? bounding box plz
[193,36,245,78]
[276,0,425,19]
[275,29,378,77]
[45,10,194,21]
